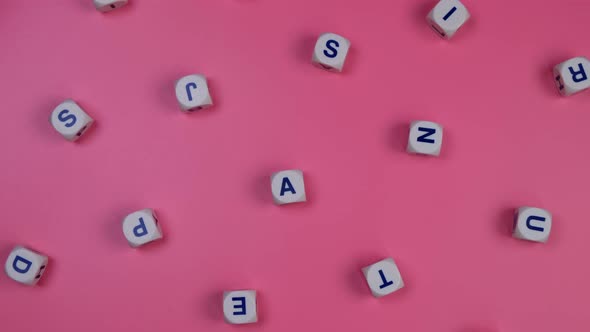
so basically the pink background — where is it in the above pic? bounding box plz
[1,0,590,331]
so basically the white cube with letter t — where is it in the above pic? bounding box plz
[553,57,590,96]
[513,207,552,243]
[4,246,48,286]
[271,170,307,205]
[175,74,213,112]
[223,290,258,324]
[362,258,404,297]
[122,209,163,247]
[312,32,350,72]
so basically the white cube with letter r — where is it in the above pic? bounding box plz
[122,209,163,247]
[407,120,443,156]
[5,246,48,286]
[50,100,94,141]
[553,57,590,96]
[312,32,350,72]
[513,207,552,243]
[427,0,470,39]
[271,169,307,205]
[175,74,213,112]
[362,258,404,297]
[223,290,258,324]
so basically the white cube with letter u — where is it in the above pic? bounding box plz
[122,209,163,247]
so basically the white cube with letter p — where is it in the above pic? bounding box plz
[122,209,163,247]
[427,0,470,39]
[175,74,213,112]
[513,207,552,243]
[362,258,404,297]
[5,246,48,286]
[50,100,94,141]
[312,32,350,72]
[407,120,443,156]
[223,290,258,324]
[553,57,590,96]
[271,170,307,205]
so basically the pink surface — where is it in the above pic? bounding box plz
[1,0,590,331]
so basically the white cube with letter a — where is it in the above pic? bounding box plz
[271,170,307,205]
[122,209,163,247]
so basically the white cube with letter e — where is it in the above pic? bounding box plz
[5,246,48,286]
[271,170,307,205]
[175,74,213,112]
[553,57,590,96]
[122,209,163,247]
[513,207,552,243]
[427,0,470,39]
[312,32,350,72]
[407,120,443,156]
[50,100,94,141]
[362,258,404,297]
[223,290,258,324]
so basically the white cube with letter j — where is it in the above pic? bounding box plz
[5,246,48,286]
[50,100,94,141]
[271,170,307,205]
[513,207,552,243]
[223,290,258,324]
[362,258,404,297]
[407,120,443,156]
[427,0,470,39]
[312,32,350,72]
[122,209,163,247]
[554,57,590,96]
[175,74,213,112]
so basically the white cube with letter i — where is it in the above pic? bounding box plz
[122,209,163,247]
[513,207,552,243]
[5,246,48,286]
[223,290,258,324]
[271,170,307,205]
[362,258,404,297]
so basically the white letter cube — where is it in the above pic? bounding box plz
[362,258,404,297]
[427,0,470,39]
[5,246,48,286]
[271,170,306,205]
[553,57,590,96]
[223,290,257,324]
[513,207,552,243]
[94,0,128,12]
[407,120,443,156]
[50,100,94,141]
[122,209,163,247]
[312,33,350,72]
[175,74,213,112]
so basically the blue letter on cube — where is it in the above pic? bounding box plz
[280,177,296,196]
[186,82,197,101]
[378,269,394,289]
[133,217,149,237]
[232,297,247,315]
[417,127,436,143]
[12,255,32,274]
[323,40,340,58]
[526,215,546,232]
[569,64,588,83]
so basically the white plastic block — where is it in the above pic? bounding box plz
[312,33,351,72]
[223,290,257,324]
[5,246,48,286]
[175,74,213,112]
[427,0,470,39]
[362,258,404,297]
[50,100,94,141]
[513,207,552,243]
[553,57,590,96]
[122,209,163,247]
[94,0,128,12]
[271,170,306,205]
[407,120,443,156]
